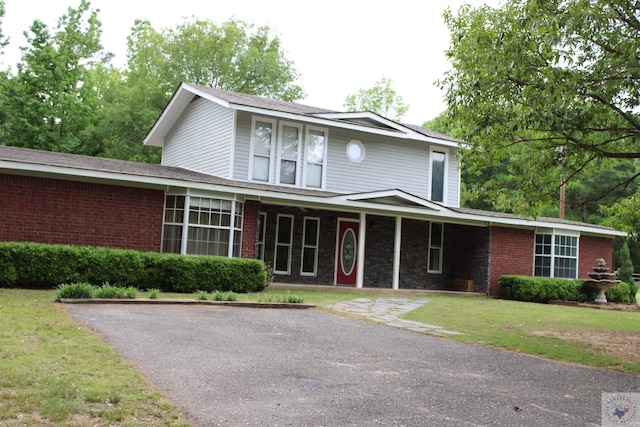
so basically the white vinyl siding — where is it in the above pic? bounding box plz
[162,98,235,177]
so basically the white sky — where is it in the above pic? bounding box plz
[1,0,500,125]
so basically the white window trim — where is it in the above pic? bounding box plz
[427,222,444,274]
[301,217,320,276]
[533,229,580,279]
[429,148,448,204]
[346,140,365,163]
[162,193,243,258]
[257,212,267,261]
[303,125,328,189]
[274,214,294,275]
[248,116,277,183]
[276,121,303,186]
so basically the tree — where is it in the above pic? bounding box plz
[439,0,640,226]
[344,77,409,121]
[1,0,108,155]
[126,18,304,102]
[0,0,8,54]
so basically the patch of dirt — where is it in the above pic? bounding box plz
[531,329,640,365]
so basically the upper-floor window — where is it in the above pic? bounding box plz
[250,118,276,182]
[305,126,328,188]
[277,122,302,185]
[430,150,446,203]
[250,117,326,189]
[534,231,578,279]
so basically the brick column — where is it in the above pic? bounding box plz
[241,200,260,258]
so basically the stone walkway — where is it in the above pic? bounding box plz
[329,297,462,335]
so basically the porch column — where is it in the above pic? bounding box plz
[356,212,366,288]
[392,216,402,290]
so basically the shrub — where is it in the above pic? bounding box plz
[94,284,138,299]
[148,288,160,299]
[55,282,95,300]
[583,282,632,303]
[499,275,586,303]
[196,290,209,300]
[0,242,270,293]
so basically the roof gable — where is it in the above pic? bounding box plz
[143,83,462,148]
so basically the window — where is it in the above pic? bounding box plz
[301,217,320,276]
[257,213,267,261]
[305,126,327,188]
[430,150,446,203]
[428,222,443,273]
[162,195,185,254]
[250,118,276,182]
[346,140,365,163]
[277,122,302,185]
[274,215,294,274]
[535,232,578,279]
[161,195,243,258]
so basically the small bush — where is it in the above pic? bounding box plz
[94,284,138,299]
[257,293,304,303]
[148,288,160,299]
[212,291,237,301]
[499,275,586,303]
[583,282,632,303]
[55,282,95,300]
[196,290,209,300]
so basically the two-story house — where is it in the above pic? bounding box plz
[0,83,625,294]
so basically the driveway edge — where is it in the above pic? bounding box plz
[59,298,315,309]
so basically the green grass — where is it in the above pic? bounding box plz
[402,296,640,375]
[0,289,192,426]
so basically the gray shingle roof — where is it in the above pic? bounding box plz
[184,83,338,115]
[0,145,337,198]
[185,83,461,144]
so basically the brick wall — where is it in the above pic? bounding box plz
[0,174,164,252]
[241,200,259,258]
[489,227,535,293]
[579,235,614,278]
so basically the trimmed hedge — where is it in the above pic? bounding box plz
[0,242,269,293]
[499,275,631,303]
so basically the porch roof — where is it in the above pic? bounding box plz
[0,145,625,238]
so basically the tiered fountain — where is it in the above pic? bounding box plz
[583,258,621,303]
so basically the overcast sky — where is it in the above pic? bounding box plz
[1,0,500,125]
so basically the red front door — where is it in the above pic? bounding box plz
[336,220,359,285]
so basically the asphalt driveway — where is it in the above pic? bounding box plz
[65,304,640,426]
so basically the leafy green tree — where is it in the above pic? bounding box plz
[613,238,637,303]
[344,77,409,121]
[1,0,107,155]
[126,18,303,102]
[0,0,8,54]
[440,0,640,224]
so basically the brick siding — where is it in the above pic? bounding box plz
[489,227,535,294]
[579,235,614,277]
[241,200,259,258]
[0,174,164,252]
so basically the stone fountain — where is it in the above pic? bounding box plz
[583,258,621,303]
